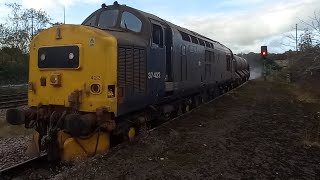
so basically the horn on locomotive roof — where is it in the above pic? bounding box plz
[114,1,119,6]
[101,3,107,8]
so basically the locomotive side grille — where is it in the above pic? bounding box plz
[125,48,133,85]
[118,48,126,88]
[133,49,140,92]
[139,49,146,92]
[118,46,146,95]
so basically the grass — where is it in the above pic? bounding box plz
[266,70,320,148]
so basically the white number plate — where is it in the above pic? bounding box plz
[148,72,161,79]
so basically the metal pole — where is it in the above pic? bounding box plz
[263,58,266,81]
[64,6,66,24]
[296,24,298,53]
[31,10,34,39]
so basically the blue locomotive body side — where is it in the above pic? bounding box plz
[81,4,250,117]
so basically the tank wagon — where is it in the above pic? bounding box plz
[6,2,250,161]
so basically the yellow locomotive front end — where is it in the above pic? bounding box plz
[29,24,117,113]
[7,24,119,161]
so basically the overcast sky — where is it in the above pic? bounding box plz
[0,0,319,53]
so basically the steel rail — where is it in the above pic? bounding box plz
[0,154,49,180]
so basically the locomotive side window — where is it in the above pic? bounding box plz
[152,24,163,48]
[120,12,142,33]
[98,10,119,28]
[198,39,205,46]
[190,35,198,44]
[179,31,191,42]
[206,42,212,48]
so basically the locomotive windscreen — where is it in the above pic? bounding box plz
[83,10,119,29]
[38,46,80,69]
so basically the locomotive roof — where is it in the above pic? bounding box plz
[102,2,231,53]
[135,6,231,52]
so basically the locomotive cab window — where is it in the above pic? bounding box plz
[120,12,142,32]
[152,24,163,48]
[84,15,97,26]
[97,10,119,28]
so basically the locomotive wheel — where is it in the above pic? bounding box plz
[201,92,209,103]
[213,87,220,98]
[185,104,190,112]
[220,87,225,95]
[192,96,201,108]
[182,104,190,113]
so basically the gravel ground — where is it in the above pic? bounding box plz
[54,80,320,179]
[0,107,33,171]
[0,135,31,170]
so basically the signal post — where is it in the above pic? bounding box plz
[261,46,268,81]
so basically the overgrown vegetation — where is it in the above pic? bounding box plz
[0,3,51,85]
[0,48,29,84]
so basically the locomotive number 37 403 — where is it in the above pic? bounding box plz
[148,72,161,79]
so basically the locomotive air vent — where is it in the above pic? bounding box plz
[118,47,146,95]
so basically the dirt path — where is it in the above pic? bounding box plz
[56,80,320,179]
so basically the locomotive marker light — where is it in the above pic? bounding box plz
[69,52,75,60]
[50,73,62,86]
[40,54,46,61]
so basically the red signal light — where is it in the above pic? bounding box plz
[261,46,268,58]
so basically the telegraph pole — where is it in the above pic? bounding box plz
[31,10,34,39]
[63,6,66,24]
[296,24,298,53]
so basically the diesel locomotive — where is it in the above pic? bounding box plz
[6,2,250,161]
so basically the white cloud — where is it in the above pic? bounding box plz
[1,0,319,53]
[20,0,102,10]
[176,0,320,53]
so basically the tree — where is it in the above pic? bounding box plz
[299,28,314,52]
[281,11,320,53]
[301,11,320,47]
[0,3,51,53]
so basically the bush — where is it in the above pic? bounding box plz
[0,47,29,85]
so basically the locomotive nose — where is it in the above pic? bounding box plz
[28,24,118,113]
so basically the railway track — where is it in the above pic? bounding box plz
[0,154,50,180]
[0,93,27,109]
[0,82,249,179]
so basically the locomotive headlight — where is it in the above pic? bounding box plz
[40,53,46,61]
[69,53,74,60]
